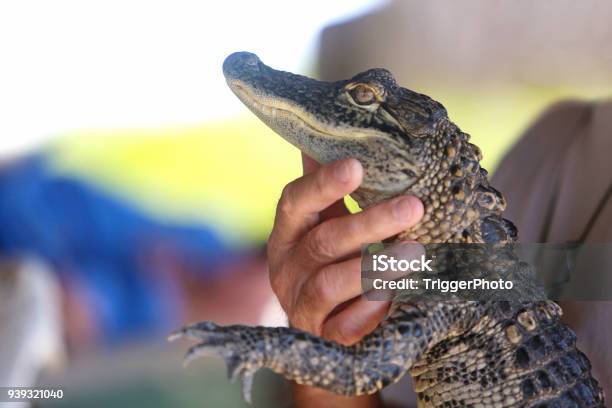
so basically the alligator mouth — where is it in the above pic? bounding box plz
[228,80,341,138]
[226,79,383,142]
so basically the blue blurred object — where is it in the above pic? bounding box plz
[0,154,233,344]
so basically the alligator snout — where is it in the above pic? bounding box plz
[222,51,261,78]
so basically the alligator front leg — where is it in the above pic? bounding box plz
[169,303,455,403]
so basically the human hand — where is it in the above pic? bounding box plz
[267,154,423,407]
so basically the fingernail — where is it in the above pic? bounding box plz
[334,160,353,183]
[394,196,415,221]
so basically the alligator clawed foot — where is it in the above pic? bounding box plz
[169,322,262,403]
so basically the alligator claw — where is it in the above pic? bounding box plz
[169,321,262,404]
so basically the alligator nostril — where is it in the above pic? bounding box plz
[241,53,259,67]
[223,51,260,76]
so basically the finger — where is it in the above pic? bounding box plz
[321,297,391,346]
[271,158,363,246]
[302,154,351,221]
[297,195,424,266]
[291,257,363,332]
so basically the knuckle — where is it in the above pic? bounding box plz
[311,270,337,306]
[269,262,290,295]
[314,169,329,195]
[277,182,296,216]
[305,226,336,261]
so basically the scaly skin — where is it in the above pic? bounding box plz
[169,52,605,407]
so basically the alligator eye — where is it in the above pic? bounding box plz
[350,85,377,105]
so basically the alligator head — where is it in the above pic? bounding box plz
[223,51,514,244]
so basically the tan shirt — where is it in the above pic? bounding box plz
[492,100,612,395]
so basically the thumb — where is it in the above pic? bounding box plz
[302,153,353,220]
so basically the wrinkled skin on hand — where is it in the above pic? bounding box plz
[267,155,423,407]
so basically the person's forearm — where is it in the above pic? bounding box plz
[292,384,384,408]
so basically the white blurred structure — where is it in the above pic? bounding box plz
[0,258,64,408]
[0,0,385,157]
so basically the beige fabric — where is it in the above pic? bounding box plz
[493,100,612,243]
[493,100,612,396]
[319,0,612,88]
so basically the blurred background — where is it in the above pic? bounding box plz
[1,0,611,407]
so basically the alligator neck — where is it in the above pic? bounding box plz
[397,120,517,245]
